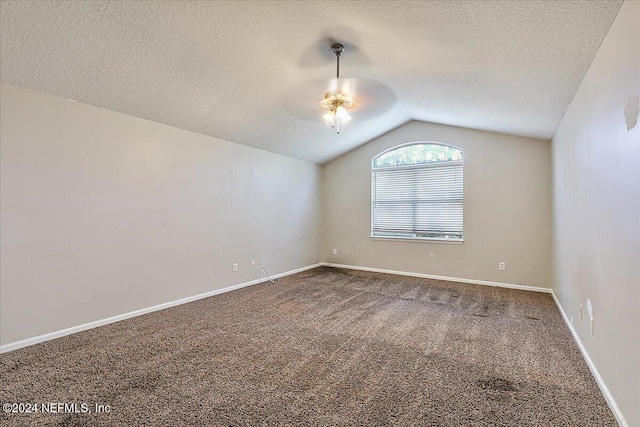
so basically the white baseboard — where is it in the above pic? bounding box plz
[0,263,322,354]
[551,292,627,427]
[321,262,552,293]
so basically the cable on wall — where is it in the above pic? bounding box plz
[252,264,279,283]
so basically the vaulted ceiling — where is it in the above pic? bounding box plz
[0,1,622,164]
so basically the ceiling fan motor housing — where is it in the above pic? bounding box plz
[332,43,344,56]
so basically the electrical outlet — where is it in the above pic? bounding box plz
[232,263,238,272]
[498,262,506,271]
[570,316,574,324]
[590,318,595,336]
[251,261,256,268]
[333,249,338,255]
[579,304,583,319]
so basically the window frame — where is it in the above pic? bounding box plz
[370,141,464,244]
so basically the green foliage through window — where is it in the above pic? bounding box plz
[373,143,463,168]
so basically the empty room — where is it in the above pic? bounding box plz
[1,1,638,426]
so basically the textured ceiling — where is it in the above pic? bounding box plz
[0,1,622,164]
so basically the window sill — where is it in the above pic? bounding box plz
[370,236,464,244]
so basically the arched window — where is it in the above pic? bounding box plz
[371,142,464,241]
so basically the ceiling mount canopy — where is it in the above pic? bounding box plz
[319,43,356,134]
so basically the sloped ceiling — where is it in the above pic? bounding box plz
[0,1,622,164]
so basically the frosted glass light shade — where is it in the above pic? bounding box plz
[335,106,351,123]
[323,110,335,123]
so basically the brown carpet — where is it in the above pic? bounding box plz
[0,266,616,426]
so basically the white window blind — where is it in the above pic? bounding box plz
[371,160,463,240]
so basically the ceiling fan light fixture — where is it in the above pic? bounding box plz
[319,43,356,134]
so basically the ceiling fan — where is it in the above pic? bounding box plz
[280,40,396,128]
[318,43,356,134]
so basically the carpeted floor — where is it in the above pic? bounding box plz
[0,267,617,426]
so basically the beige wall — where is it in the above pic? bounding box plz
[322,120,551,288]
[551,1,639,425]
[0,82,322,346]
